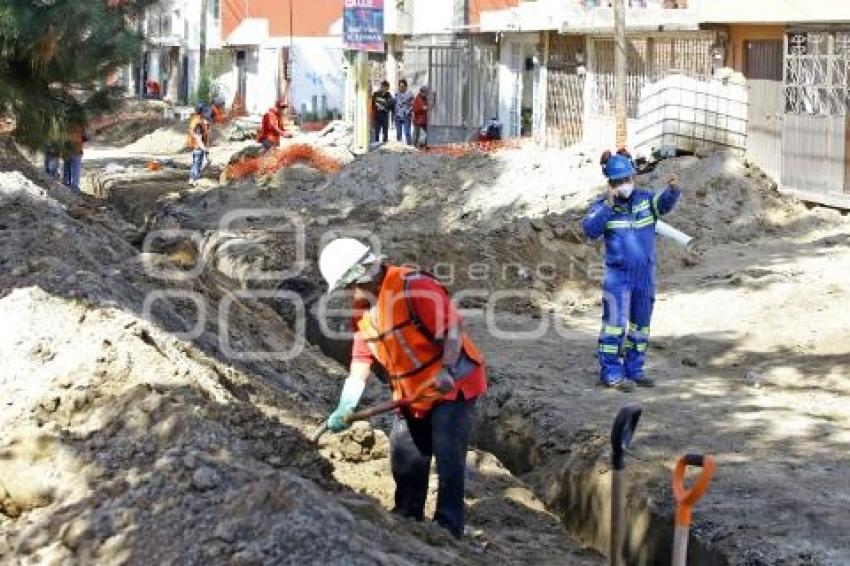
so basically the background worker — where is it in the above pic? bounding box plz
[187,103,210,186]
[412,85,429,149]
[393,79,414,145]
[372,80,394,144]
[582,149,681,391]
[144,79,161,99]
[211,96,227,124]
[319,238,487,539]
[257,100,291,152]
[61,121,88,195]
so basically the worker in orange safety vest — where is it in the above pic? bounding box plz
[187,103,210,185]
[318,238,487,539]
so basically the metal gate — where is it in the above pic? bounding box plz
[546,34,585,147]
[402,37,499,144]
[745,40,783,181]
[782,30,850,202]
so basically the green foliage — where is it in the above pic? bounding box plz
[0,0,157,150]
[191,71,219,107]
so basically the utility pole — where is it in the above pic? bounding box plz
[613,0,627,148]
[137,12,145,100]
[199,0,208,74]
[354,50,370,153]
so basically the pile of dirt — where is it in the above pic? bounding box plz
[0,164,379,563]
[92,113,166,146]
[122,124,189,155]
[122,124,225,156]
[0,141,599,564]
[141,144,836,316]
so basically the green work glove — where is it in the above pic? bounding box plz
[327,376,365,433]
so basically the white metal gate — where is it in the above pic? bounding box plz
[402,37,499,144]
[782,30,850,200]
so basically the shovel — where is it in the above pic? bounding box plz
[610,404,642,566]
[310,377,438,443]
[671,454,716,566]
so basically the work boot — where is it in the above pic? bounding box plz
[630,375,656,388]
[601,378,635,393]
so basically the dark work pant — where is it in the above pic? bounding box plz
[374,111,389,142]
[390,396,476,539]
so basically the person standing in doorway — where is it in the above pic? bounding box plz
[412,86,430,149]
[372,80,394,144]
[393,79,414,145]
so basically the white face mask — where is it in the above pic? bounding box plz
[618,182,635,199]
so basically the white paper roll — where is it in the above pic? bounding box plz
[655,220,693,248]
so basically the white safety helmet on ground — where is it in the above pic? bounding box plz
[318,238,378,292]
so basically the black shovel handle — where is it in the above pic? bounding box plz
[611,404,642,471]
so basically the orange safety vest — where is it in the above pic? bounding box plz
[357,266,485,413]
[187,114,209,149]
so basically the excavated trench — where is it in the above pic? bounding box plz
[105,176,727,565]
[283,291,728,566]
[473,407,728,566]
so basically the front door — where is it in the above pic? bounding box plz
[744,39,783,181]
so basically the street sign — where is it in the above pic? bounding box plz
[344,0,384,53]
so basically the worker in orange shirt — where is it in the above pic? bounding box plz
[257,100,292,151]
[319,238,487,539]
[145,79,161,99]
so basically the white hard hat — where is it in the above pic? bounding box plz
[318,238,377,292]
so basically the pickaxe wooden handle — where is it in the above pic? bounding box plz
[309,377,439,443]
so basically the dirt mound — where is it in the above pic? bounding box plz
[0,164,438,563]
[132,145,838,318]
[123,123,225,156]
[0,142,599,564]
[92,114,166,146]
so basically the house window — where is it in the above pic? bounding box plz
[211,0,220,22]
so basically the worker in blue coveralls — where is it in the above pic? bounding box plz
[582,149,681,392]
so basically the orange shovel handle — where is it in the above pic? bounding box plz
[672,454,715,526]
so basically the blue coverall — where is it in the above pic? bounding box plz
[582,187,681,384]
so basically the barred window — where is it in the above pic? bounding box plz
[785,31,850,115]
